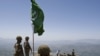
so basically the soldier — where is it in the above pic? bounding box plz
[24,36,32,56]
[72,49,75,56]
[56,50,60,56]
[38,44,51,56]
[67,54,71,56]
[14,36,24,56]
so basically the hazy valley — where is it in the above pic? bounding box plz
[0,38,100,56]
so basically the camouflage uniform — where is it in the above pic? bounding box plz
[14,36,24,56]
[24,41,31,56]
[14,43,24,56]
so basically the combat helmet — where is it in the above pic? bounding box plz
[16,36,22,40]
[38,44,50,56]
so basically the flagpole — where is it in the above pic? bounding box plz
[30,0,35,56]
[30,0,44,56]
[32,24,34,56]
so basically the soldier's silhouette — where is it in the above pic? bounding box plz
[24,36,32,56]
[14,36,24,56]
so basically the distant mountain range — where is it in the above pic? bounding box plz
[34,39,100,56]
[0,38,100,56]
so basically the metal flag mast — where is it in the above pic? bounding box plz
[32,25,34,56]
[30,0,45,56]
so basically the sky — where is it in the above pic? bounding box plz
[0,0,100,41]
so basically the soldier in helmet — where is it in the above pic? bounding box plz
[38,44,51,56]
[14,36,24,56]
[24,36,32,56]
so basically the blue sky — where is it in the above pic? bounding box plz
[0,0,100,41]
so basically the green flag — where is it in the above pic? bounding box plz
[31,0,44,36]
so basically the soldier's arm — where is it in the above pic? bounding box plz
[28,43,32,52]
